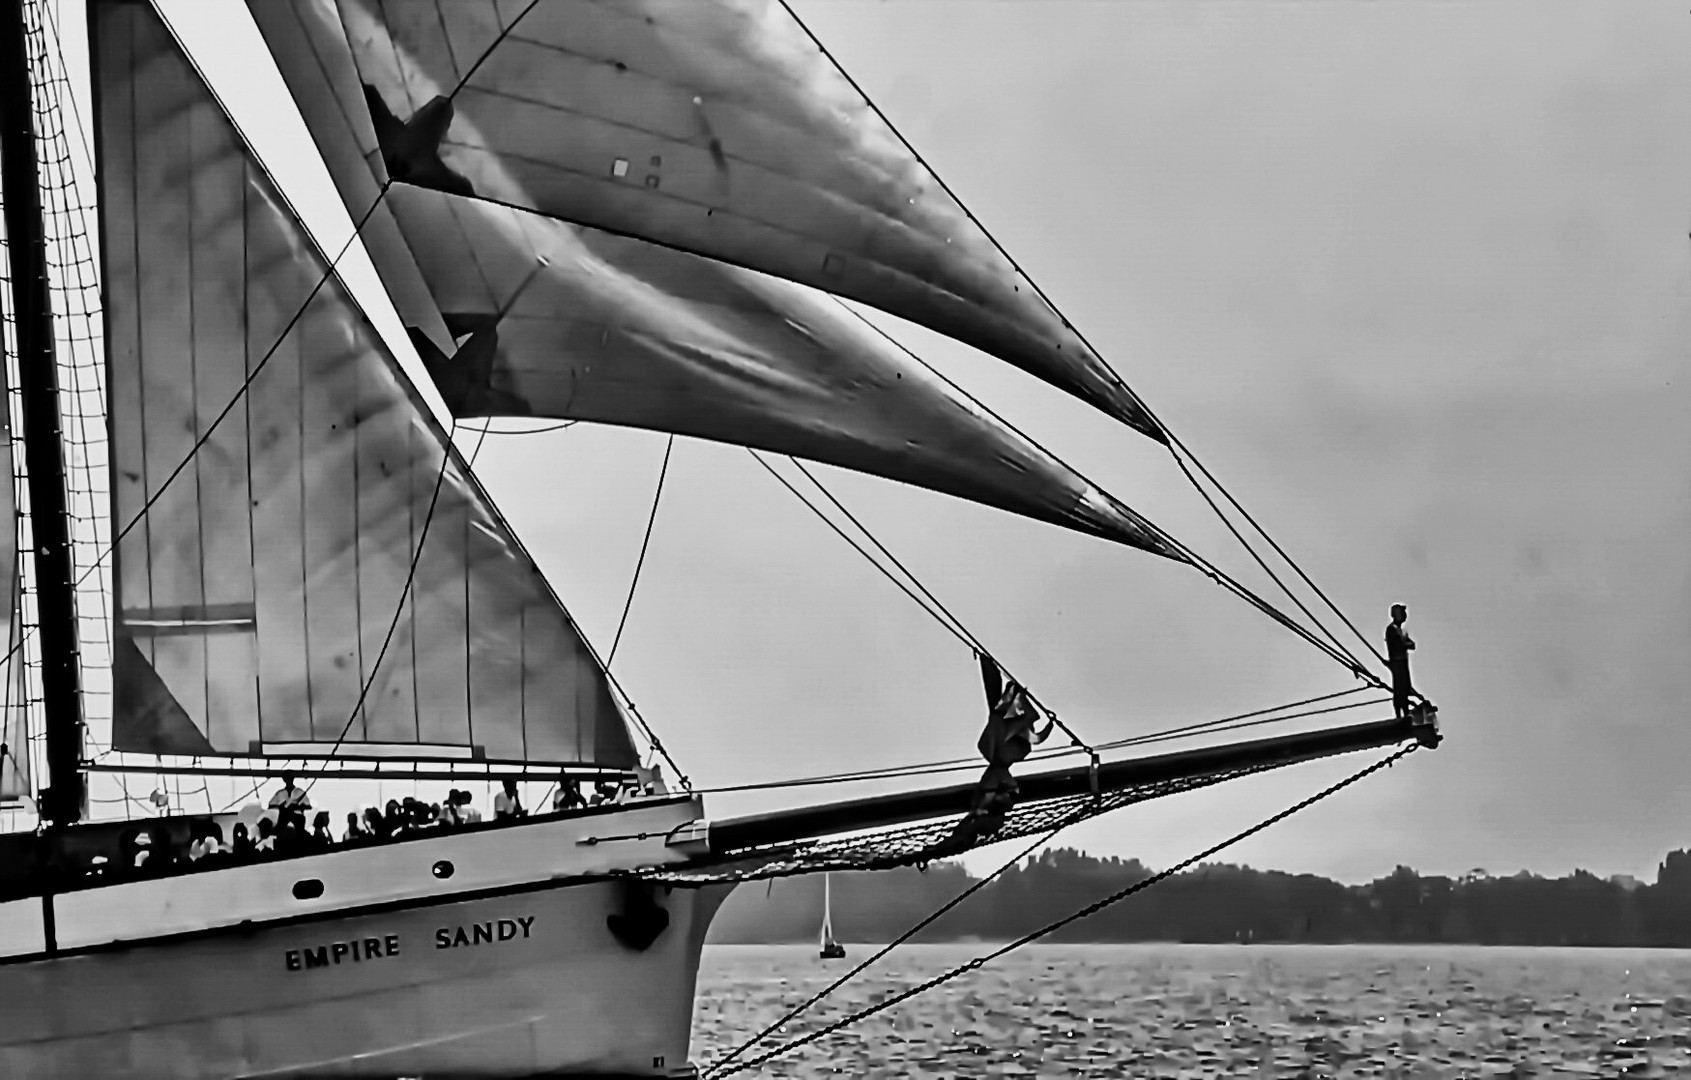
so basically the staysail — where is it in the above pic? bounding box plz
[323,0,1161,440]
[93,0,635,768]
[251,0,1183,560]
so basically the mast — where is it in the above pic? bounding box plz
[0,0,85,828]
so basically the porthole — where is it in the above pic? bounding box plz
[292,878,324,900]
[432,860,455,880]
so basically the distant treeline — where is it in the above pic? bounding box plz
[707,847,1691,947]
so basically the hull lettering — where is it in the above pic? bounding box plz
[435,915,535,950]
[284,933,400,972]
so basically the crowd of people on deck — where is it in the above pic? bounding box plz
[96,765,670,881]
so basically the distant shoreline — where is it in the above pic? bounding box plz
[706,847,1691,949]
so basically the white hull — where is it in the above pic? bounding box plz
[4,878,731,1077]
[1,801,736,1077]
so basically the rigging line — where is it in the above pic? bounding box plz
[781,0,1378,676]
[1168,448,1370,676]
[705,809,1090,1078]
[1160,526,1371,679]
[784,457,986,656]
[463,418,491,469]
[1095,697,1391,753]
[459,420,578,437]
[1165,434,1389,671]
[301,420,459,796]
[1092,692,1382,752]
[685,687,1376,796]
[840,302,1170,558]
[446,0,542,103]
[683,696,1387,796]
[833,301,1362,680]
[606,434,674,670]
[781,455,1094,749]
[712,742,1419,1079]
[35,3,94,192]
[748,450,976,650]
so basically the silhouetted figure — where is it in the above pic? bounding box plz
[933,657,1053,859]
[230,822,255,860]
[396,797,427,833]
[456,789,483,824]
[494,779,525,819]
[345,811,370,844]
[1386,604,1416,718]
[553,775,584,813]
[310,811,334,850]
[255,817,278,855]
[975,654,1050,770]
[268,773,311,830]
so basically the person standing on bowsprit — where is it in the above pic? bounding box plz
[1385,603,1416,718]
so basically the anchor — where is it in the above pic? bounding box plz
[606,879,671,952]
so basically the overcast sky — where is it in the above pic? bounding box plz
[91,0,1691,885]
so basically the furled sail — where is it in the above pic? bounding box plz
[250,0,1184,560]
[92,0,635,768]
[273,0,1162,440]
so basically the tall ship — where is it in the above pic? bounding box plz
[0,0,1441,1076]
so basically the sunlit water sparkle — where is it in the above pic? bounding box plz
[692,943,1691,1078]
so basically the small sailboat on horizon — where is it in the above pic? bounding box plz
[819,873,846,961]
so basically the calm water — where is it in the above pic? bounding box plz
[692,943,1691,1078]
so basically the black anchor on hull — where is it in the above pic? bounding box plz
[606,879,671,952]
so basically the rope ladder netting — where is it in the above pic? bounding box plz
[642,735,1410,886]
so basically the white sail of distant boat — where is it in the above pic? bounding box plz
[819,872,844,960]
[0,1,1440,1076]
